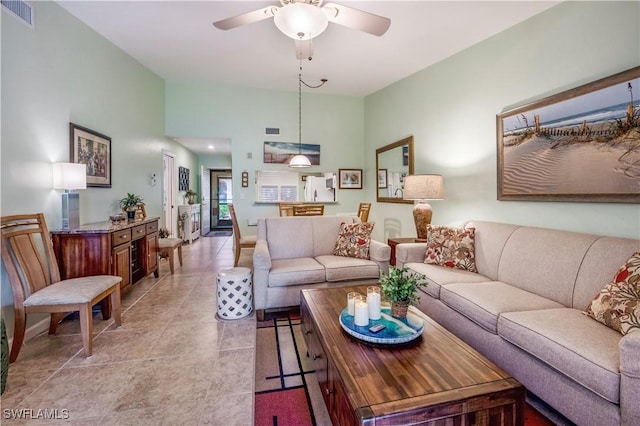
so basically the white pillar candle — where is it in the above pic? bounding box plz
[347,292,360,316]
[367,286,381,320]
[354,297,369,326]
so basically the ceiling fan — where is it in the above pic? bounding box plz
[213,0,391,60]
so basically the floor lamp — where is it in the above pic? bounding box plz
[403,174,444,241]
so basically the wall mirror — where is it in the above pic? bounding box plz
[376,136,414,204]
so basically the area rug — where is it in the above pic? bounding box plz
[207,230,233,237]
[254,310,558,426]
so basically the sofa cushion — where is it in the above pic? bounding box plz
[405,262,490,299]
[333,222,374,259]
[499,308,622,404]
[440,281,564,333]
[315,255,380,282]
[312,216,360,256]
[268,258,326,287]
[497,226,599,307]
[265,218,315,260]
[424,225,477,272]
[585,252,640,335]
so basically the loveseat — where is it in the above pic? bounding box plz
[396,220,640,426]
[253,215,390,321]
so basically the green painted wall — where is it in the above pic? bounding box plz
[364,1,640,241]
[0,2,198,334]
[166,82,366,232]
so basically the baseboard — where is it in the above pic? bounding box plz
[7,317,50,350]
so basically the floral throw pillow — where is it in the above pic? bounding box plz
[424,225,477,272]
[333,222,375,260]
[585,252,640,335]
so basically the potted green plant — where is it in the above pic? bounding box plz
[158,227,170,239]
[185,189,197,205]
[379,266,427,318]
[119,193,144,220]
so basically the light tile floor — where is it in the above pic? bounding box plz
[1,235,255,425]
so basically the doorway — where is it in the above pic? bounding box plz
[210,169,232,230]
[162,151,177,236]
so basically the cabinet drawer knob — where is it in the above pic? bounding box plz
[312,354,321,360]
[325,388,332,395]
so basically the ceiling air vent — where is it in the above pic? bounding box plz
[265,128,280,135]
[1,0,34,28]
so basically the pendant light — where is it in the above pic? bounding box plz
[288,69,312,168]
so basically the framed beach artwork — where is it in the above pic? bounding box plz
[263,141,320,165]
[70,123,111,187]
[497,66,640,203]
[339,169,363,189]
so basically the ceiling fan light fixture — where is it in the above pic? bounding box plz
[274,3,328,40]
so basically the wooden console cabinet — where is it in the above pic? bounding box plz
[51,217,160,297]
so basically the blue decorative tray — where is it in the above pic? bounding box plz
[339,306,424,345]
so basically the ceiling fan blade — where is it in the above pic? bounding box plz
[213,6,278,31]
[323,2,390,36]
[295,39,314,60]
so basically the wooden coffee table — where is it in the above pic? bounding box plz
[301,285,525,426]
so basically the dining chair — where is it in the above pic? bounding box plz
[278,202,300,217]
[0,213,122,362]
[292,205,325,216]
[229,204,257,266]
[357,202,371,222]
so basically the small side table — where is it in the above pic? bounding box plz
[216,267,253,319]
[387,237,418,266]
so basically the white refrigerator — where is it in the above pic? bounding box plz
[304,173,336,202]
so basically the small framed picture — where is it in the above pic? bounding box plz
[339,169,363,189]
[70,123,111,188]
[378,169,388,188]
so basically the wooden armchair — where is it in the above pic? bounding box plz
[0,213,122,362]
[229,204,257,266]
[292,205,325,216]
[357,202,371,222]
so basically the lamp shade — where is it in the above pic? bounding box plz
[403,174,444,201]
[288,154,312,168]
[52,163,87,190]
[274,3,328,40]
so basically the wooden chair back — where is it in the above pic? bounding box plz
[0,213,60,302]
[292,205,325,216]
[279,202,300,217]
[357,202,372,222]
[1,213,123,362]
[229,203,242,242]
[229,204,257,266]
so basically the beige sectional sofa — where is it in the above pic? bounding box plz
[396,220,640,426]
[253,215,390,321]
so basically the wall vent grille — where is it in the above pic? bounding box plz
[1,0,34,27]
[265,128,280,135]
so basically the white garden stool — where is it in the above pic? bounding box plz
[216,267,253,319]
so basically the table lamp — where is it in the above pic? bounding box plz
[53,163,87,229]
[403,174,444,241]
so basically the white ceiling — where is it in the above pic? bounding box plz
[57,0,558,154]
